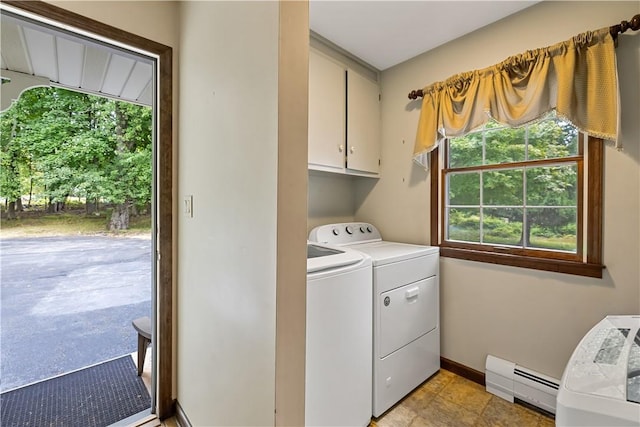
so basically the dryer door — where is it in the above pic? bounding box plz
[378,276,437,358]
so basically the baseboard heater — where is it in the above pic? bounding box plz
[486,354,559,414]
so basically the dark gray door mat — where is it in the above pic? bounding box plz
[1,355,151,427]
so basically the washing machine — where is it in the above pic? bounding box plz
[309,223,440,417]
[556,315,640,426]
[306,242,373,426]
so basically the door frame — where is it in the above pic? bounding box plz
[1,0,175,418]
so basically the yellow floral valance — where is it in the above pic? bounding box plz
[413,27,619,167]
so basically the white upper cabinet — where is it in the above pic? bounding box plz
[308,49,346,171]
[308,49,381,177]
[346,68,381,174]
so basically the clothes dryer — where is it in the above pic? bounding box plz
[309,223,440,417]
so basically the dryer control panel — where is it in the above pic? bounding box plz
[310,222,382,245]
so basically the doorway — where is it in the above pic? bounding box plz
[0,0,173,421]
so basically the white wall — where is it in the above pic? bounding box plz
[178,2,280,425]
[308,171,356,231]
[356,1,640,379]
[48,1,179,50]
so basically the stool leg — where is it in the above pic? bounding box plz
[137,334,150,376]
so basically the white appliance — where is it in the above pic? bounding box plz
[309,223,440,417]
[556,315,640,426]
[306,242,373,427]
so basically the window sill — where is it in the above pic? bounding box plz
[439,246,605,278]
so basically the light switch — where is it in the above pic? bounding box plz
[184,195,193,217]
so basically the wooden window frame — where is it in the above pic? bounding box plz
[430,134,604,278]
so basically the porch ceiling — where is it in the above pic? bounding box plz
[1,11,153,108]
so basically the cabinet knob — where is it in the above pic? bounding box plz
[338,145,344,152]
[350,146,355,154]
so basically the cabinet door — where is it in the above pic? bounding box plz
[308,50,346,170]
[346,69,380,174]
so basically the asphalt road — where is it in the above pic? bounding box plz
[0,236,152,392]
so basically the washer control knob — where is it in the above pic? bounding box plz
[345,226,354,235]
[359,226,366,233]
[332,228,340,236]
[366,225,373,233]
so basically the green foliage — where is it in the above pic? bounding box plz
[449,116,577,218]
[102,149,152,205]
[0,105,24,202]
[0,87,152,217]
[482,214,522,237]
[448,172,479,205]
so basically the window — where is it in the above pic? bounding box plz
[431,112,604,277]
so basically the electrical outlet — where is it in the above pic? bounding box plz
[184,195,193,217]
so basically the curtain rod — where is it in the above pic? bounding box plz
[407,13,640,100]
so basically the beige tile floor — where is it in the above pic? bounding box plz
[372,369,555,427]
[147,366,555,427]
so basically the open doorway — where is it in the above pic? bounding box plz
[0,84,154,424]
[0,1,173,423]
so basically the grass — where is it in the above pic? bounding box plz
[448,227,576,251]
[529,235,576,252]
[1,211,151,239]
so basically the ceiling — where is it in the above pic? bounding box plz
[310,1,540,70]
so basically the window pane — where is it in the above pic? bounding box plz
[527,116,578,160]
[526,165,577,206]
[483,208,523,246]
[448,172,480,206]
[442,113,587,261]
[526,208,577,252]
[449,133,483,168]
[484,126,526,165]
[447,208,480,243]
[483,169,523,206]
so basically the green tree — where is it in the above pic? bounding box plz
[105,101,152,230]
[0,106,24,219]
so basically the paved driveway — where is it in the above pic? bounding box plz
[0,236,151,392]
